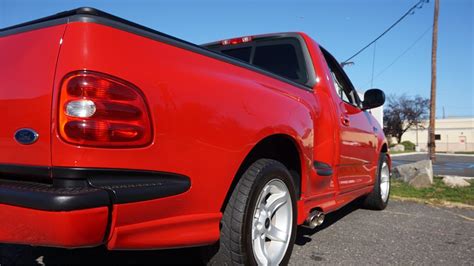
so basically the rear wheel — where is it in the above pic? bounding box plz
[208,159,297,266]
[362,153,390,210]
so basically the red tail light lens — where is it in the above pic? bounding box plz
[59,71,152,147]
[221,36,253,45]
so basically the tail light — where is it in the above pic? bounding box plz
[221,36,253,45]
[58,71,152,147]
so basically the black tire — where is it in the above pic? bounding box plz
[208,159,297,266]
[362,153,390,210]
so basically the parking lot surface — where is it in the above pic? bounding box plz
[1,200,473,265]
[290,199,473,265]
[392,153,474,177]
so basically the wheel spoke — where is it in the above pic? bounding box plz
[253,223,264,238]
[253,230,261,240]
[260,235,268,256]
[267,226,288,242]
[265,192,287,214]
[253,236,269,265]
[262,185,271,196]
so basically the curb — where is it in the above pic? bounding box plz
[442,175,474,180]
[390,152,474,158]
[389,152,424,157]
[435,153,474,157]
[391,196,474,210]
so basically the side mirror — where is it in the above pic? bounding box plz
[362,89,385,110]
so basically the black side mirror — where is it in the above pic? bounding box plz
[362,89,385,110]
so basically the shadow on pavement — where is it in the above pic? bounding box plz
[0,244,204,265]
[1,200,364,265]
[295,199,362,246]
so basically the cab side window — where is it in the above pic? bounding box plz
[322,48,360,107]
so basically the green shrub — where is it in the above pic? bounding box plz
[401,140,416,151]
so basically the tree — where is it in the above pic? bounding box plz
[383,94,430,144]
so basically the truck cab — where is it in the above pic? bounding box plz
[206,33,389,207]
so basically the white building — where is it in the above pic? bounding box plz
[402,117,474,152]
[369,105,383,127]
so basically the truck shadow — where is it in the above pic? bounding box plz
[0,244,204,265]
[1,200,363,265]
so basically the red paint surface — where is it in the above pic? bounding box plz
[107,212,222,249]
[0,204,108,248]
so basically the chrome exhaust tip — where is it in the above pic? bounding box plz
[304,210,325,229]
[315,212,325,226]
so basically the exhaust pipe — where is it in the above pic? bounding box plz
[304,210,325,229]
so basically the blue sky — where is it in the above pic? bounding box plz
[1,0,472,117]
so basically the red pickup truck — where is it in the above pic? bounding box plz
[0,8,391,265]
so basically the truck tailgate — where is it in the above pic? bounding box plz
[0,24,66,172]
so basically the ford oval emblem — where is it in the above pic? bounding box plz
[14,128,39,145]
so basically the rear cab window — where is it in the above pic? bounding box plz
[221,47,252,62]
[206,37,310,86]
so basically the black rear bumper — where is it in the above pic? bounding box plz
[0,166,191,211]
[0,179,109,211]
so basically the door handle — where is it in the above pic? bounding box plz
[341,115,350,126]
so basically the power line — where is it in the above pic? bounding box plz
[343,0,429,63]
[372,25,433,82]
[363,25,432,87]
[370,41,377,88]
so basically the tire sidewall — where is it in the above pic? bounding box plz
[242,162,297,266]
[375,153,390,208]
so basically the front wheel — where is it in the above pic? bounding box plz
[362,153,390,210]
[209,159,297,266]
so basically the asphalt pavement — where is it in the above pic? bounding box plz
[291,199,474,265]
[1,200,473,265]
[392,153,474,177]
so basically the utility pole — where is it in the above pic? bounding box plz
[428,0,439,162]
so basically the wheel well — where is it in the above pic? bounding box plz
[220,134,302,212]
[381,143,388,153]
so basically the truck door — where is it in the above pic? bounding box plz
[322,50,377,193]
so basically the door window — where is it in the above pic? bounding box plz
[321,48,361,107]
